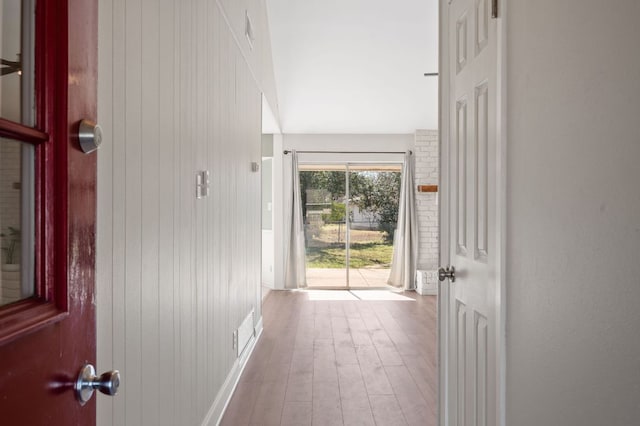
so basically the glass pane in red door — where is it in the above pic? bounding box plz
[1,0,35,124]
[0,137,34,306]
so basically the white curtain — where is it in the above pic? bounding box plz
[284,150,307,289]
[388,151,418,290]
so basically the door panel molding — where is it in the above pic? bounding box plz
[439,0,506,425]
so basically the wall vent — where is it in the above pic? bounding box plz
[245,11,255,50]
[236,309,255,357]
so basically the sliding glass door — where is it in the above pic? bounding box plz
[347,166,401,287]
[300,163,401,288]
[300,166,347,287]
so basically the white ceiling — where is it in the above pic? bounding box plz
[266,0,439,134]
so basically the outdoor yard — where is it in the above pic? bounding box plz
[305,224,394,268]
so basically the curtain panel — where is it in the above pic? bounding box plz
[284,150,307,289]
[388,151,418,290]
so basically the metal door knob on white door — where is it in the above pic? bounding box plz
[438,265,456,282]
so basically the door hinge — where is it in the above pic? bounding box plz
[491,0,499,19]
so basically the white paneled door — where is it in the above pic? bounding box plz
[442,0,503,425]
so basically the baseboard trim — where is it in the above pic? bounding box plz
[254,316,264,337]
[201,316,264,426]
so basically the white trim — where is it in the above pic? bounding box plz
[262,94,281,134]
[200,318,264,426]
[496,1,508,424]
[438,1,451,424]
[297,155,406,165]
[254,315,264,338]
[272,135,286,290]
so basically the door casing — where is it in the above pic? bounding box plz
[300,161,403,290]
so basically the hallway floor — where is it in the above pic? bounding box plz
[221,290,437,426]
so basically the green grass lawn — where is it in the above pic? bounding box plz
[306,242,394,268]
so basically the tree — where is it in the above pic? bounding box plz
[299,170,401,242]
[321,202,345,222]
[300,171,346,219]
[350,172,401,242]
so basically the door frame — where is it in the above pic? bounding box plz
[298,160,403,290]
[437,0,507,425]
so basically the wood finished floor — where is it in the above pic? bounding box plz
[221,290,437,426]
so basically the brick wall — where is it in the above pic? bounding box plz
[414,130,438,294]
[0,141,22,305]
[0,141,21,257]
[414,129,438,270]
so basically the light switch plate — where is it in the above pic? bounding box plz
[196,170,210,199]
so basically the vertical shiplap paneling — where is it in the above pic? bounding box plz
[210,4,224,399]
[207,2,222,402]
[221,21,235,375]
[213,7,226,394]
[123,0,143,423]
[109,0,127,423]
[231,49,242,340]
[157,0,177,423]
[140,0,160,423]
[258,0,279,121]
[96,0,113,424]
[195,0,207,416]
[171,0,182,423]
[204,0,216,408]
[178,0,193,421]
[249,70,262,325]
[97,0,267,424]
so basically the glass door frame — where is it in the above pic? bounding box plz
[300,160,403,290]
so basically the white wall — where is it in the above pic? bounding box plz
[261,148,275,288]
[505,1,640,425]
[266,0,438,133]
[218,0,280,121]
[97,1,277,425]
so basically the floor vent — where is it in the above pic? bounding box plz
[236,309,254,357]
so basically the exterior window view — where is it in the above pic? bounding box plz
[300,165,402,288]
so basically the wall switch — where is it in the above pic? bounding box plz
[196,170,210,199]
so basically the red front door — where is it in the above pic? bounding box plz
[0,1,98,424]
